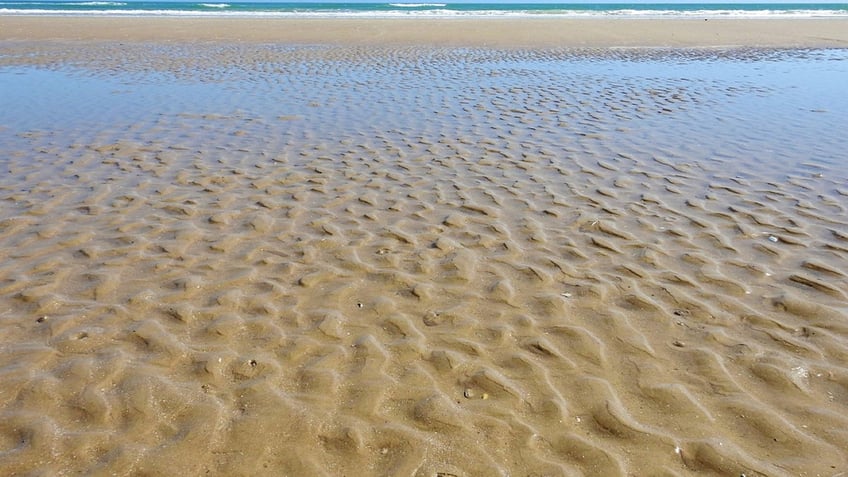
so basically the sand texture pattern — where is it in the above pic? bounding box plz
[1,42,848,476]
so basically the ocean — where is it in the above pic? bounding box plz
[1,1,847,18]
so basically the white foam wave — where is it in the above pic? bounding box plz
[68,1,126,5]
[0,1,127,4]
[1,7,846,19]
[200,3,230,8]
[388,3,448,7]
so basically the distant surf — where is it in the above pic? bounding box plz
[1,2,846,18]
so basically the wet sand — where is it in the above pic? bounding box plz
[2,22,848,477]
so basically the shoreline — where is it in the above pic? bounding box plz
[2,17,848,47]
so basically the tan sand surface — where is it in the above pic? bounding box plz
[1,16,848,47]
[1,40,848,475]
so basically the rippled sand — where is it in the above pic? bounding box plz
[1,43,847,475]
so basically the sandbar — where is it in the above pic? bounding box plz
[2,16,848,47]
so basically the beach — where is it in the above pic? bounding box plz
[2,17,848,476]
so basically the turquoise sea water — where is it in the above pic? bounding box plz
[1,1,847,17]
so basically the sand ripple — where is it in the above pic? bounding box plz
[1,43,847,475]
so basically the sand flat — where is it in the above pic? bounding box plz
[1,28,848,476]
[2,16,848,47]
